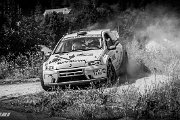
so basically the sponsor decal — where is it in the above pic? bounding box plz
[0,112,11,117]
[49,56,70,64]
[49,58,61,64]
[57,59,86,64]
[77,53,93,56]
[94,69,103,75]
[94,68,106,75]
[69,54,75,59]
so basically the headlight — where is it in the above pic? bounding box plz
[49,66,54,70]
[88,60,102,66]
[45,66,54,70]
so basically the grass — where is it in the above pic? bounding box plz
[1,76,180,120]
[0,52,43,82]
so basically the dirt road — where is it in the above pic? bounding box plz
[0,82,43,100]
[0,74,176,100]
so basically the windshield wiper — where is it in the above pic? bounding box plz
[85,48,99,50]
[71,49,84,52]
[54,51,69,54]
[58,56,70,60]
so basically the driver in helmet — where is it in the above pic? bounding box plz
[89,39,101,49]
[72,41,83,51]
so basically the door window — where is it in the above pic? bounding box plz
[104,33,114,48]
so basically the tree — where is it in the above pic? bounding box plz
[43,12,70,47]
[34,2,43,16]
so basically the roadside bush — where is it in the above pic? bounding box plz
[0,52,43,80]
[0,57,13,79]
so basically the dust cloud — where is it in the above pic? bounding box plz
[88,5,180,51]
[87,5,180,75]
[135,5,180,52]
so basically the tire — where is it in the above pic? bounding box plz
[119,50,128,75]
[40,78,52,91]
[106,60,117,86]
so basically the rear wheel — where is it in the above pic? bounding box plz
[106,61,117,86]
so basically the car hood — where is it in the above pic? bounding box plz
[46,49,104,69]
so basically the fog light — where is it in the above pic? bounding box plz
[102,68,106,73]
[94,69,103,75]
[49,66,54,70]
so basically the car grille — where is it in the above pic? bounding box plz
[57,75,87,83]
[59,69,84,77]
[57,69,87,82]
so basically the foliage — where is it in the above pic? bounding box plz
[0,52,43,80]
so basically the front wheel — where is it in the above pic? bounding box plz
[106,61,117,87]
[119,50,128,75]
[40,78,52,91]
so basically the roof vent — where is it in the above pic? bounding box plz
[77,31,87,36]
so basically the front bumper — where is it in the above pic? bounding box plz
[44,77,106,86]
[43,65,107,86]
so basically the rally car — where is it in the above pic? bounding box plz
[41,29,125,91]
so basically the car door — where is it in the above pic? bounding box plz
[114,40,123,71]
[104,32,120,71]
[108,31,123,70]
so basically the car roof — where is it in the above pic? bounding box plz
[63,29,110,39]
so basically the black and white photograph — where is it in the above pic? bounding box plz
[1,0,180,120]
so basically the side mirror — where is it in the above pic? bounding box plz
[39,45,52,61]
[40,46,52,56]
[108,45,116,50]
[45,51,52,57]
[43,52,52,62]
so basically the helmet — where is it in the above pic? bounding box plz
[72,41,82,50]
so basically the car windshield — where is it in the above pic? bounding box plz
[54,37,103,54]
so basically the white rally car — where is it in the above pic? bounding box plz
[41,29,124,91]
